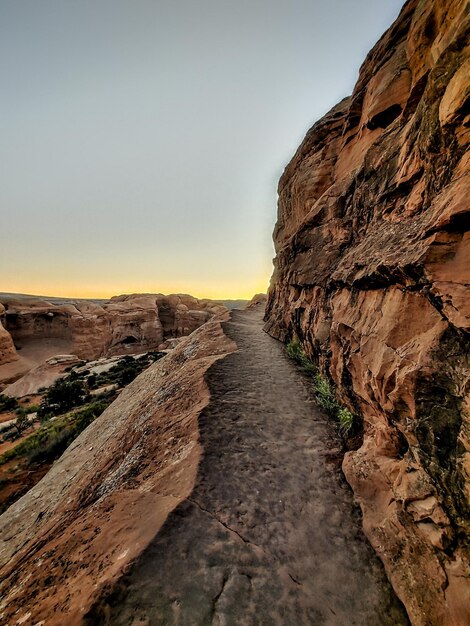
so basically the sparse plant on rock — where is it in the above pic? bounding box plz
[14,408,30,436]
[286,340,357,436]
[313,373,339,415]
[337,407,355,436]
[286,339,317,375]
[0,394,19,412]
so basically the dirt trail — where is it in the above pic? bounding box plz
[87,309,409,625]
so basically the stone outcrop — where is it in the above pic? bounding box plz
[245,293,268,310]
[3,355,82,398]
[264,1,470,624]
[0,313,235,625]
[0,305,17,367]
[0,294,225,366]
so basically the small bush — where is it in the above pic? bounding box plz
[286,339,317,375]
[1,427,19,442]
[0,394,18,412]
[117,366,139,387]
[87,373,99,389]
[14,408,30,435]
[38,377,89,418]
[0,401,109,466]
[338,407,355,436]
[313,374,339,414]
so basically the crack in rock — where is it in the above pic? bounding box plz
[187,498,260,550]
[210,570,231,625]
[187,497,304,589]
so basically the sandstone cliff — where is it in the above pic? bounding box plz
[0,313,235,625]
[264,1,470,624]
[0,294,225,370]
[0,304,17,367]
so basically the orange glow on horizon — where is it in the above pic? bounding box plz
[0,275,270,302]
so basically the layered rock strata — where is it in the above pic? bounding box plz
[0,293,224,366]
[264,1,470,624]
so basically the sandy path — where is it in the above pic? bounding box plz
[87,309,408,625]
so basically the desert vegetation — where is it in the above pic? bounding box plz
[1,401,108,467]
[0,349,166,513]
[0,394,19,412]
[286,339,356,436]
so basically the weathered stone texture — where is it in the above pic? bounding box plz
[0,304,17,367]
[0,294,225,363]
[265,1,470,624]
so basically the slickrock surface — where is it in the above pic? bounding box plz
[0,312,234,625]
[264,0,470,623]
[2,354,82,397]
[0,293,225,384]
[85,309,408,626]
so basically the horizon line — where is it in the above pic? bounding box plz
[0,290,256,302]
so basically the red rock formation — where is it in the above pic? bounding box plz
[264,1,470,624]
[0,294,225,365]
[245,293,268,310]
[0,305,17,367]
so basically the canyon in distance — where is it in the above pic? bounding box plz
[0,0,469,625]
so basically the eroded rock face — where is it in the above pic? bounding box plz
[0,294,225,365]
[0,305,17,367]
[264,1,470,624]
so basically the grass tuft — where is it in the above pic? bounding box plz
[286,341,357,437]
[313,373,339,414]
[286,339,317,375]
[337,407,355,436]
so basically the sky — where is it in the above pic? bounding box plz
[0,0,404,300]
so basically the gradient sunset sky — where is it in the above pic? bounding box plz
[1,0,404,300]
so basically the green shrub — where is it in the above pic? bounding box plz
[0,401,109,466]
[313,373,357,437]
[87,373,99,389]
[0,394,18,412]
[14,408,30,435]
[313,373,339,414]
[1,426,19,442]
[38,377,90,418]
[117,366,139,386]
[286,339,316,375]
[338,407,355,436]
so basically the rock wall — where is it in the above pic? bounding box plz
[264,1,470,624]
[0,294,225,364]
